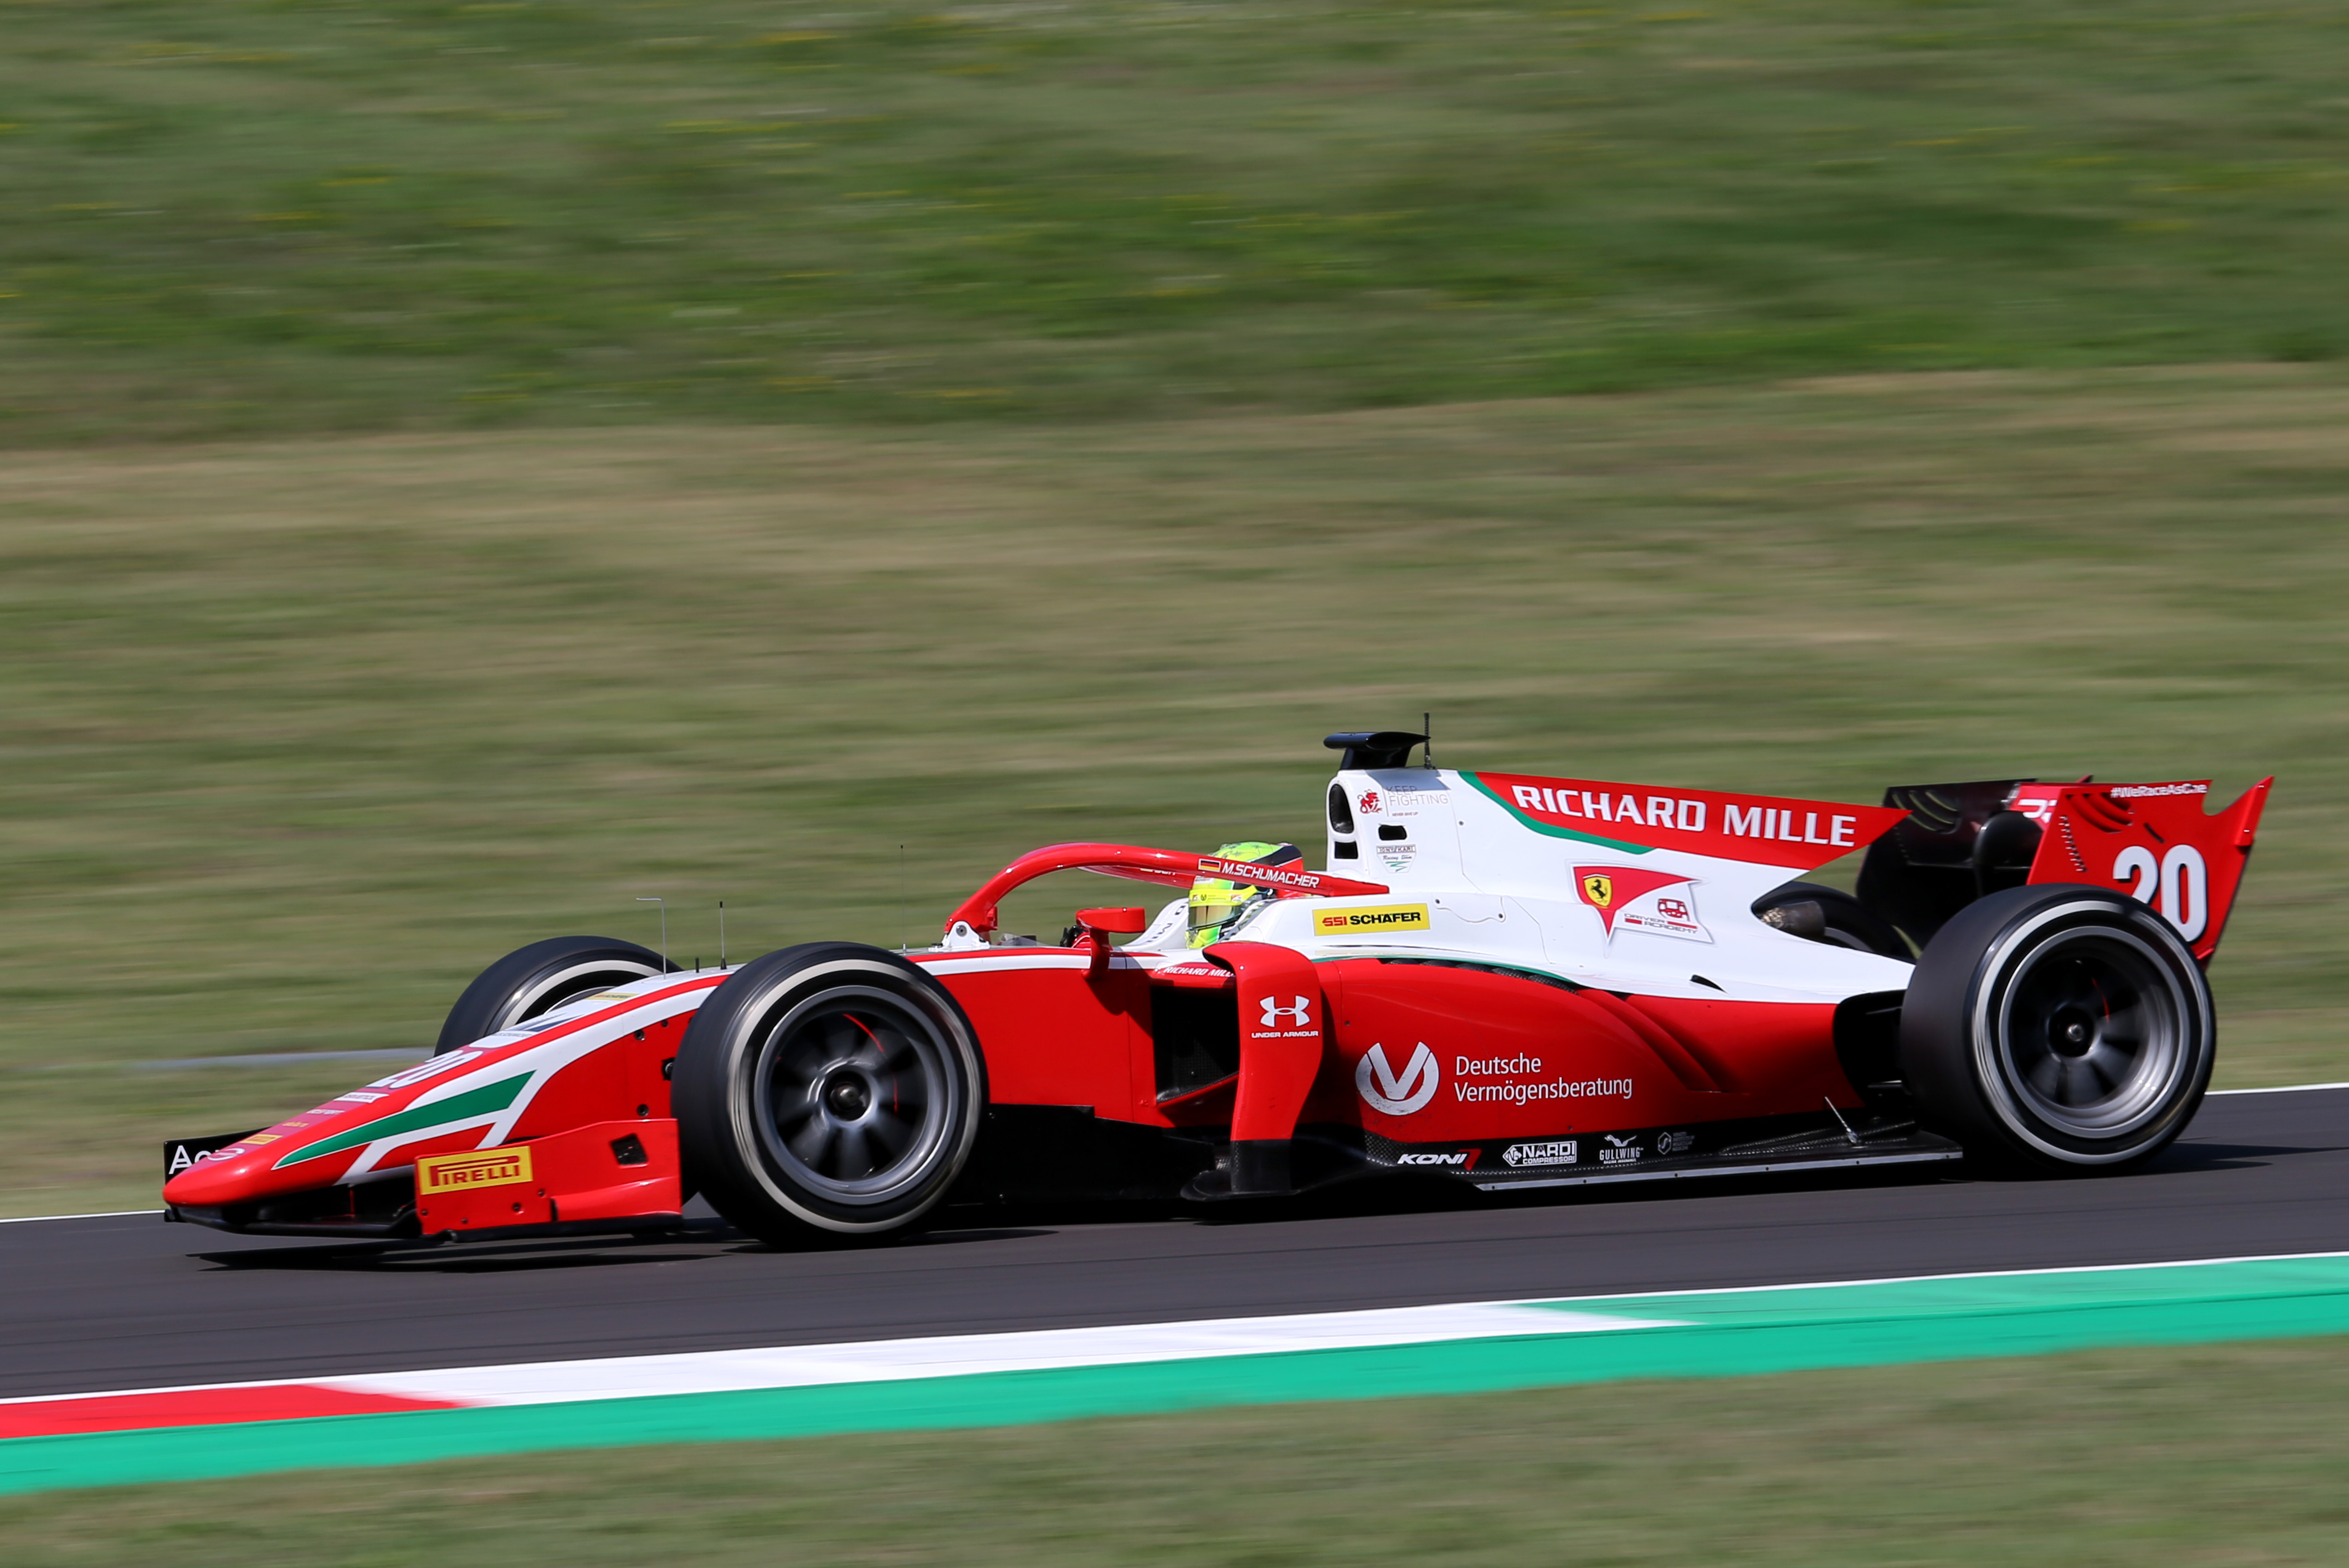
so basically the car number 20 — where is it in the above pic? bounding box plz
[2113,843,2208,941]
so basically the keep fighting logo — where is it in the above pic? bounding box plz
[1355,1042,1439,1116]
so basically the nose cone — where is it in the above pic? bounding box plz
[163,1141,280,1208]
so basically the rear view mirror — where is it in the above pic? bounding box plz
[1075,907,1150,934]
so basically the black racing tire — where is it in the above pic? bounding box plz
[672,943,984,1244]
[1753,881,1911,960]
[1899,883,2214,1172]
[435,935,674,1055]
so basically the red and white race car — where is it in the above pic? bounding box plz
[163,731,2270,1245]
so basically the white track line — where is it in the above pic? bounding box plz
[2208,1081,2349,1095]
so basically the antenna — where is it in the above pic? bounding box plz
[636,896,667,971]
[1423,710,1435,769]
[898,844,907,953]
[718,901,726,968]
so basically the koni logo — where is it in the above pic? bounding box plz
[1355,1042,1439,1115]
[1396,1148,1480,1169]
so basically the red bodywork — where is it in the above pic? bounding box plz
[163,773,2271,1236]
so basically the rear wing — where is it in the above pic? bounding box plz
[1857,777,2270,964]
[2016,779,2270,964]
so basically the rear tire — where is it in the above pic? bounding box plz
[435,935,673,1055]
[1900,883,2213,1172]
[672,944,984,1244]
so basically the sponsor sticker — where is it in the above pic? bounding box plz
[1358,791,1381,814]
[1198,857,1338,893]
[1397,1148,1481,1170]
[1355,1042,1440,1116]
[163,1129,262,1178]
[1503,1140,1578,1168]
[2108,782,2209,799]
[1313,903,1432,936]
[1573,865,1711,944]
[1250,994,1319,1040]
[1656,1129,1697,1155]
[1475,772,1906,867]
[1152,962,1230,983]
[1598,1133,1643,1166]
[1453,1076,1633,1105]
[416,1145,535,1195]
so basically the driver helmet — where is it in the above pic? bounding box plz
[1187,841,1302,948]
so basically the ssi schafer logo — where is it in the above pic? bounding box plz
[1355,1042,1439,1115]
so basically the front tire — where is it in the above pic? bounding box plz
[1900,883,2213,1172]
[436,935,673,1054]
[672,944,984,1244]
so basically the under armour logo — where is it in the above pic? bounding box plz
[1259,995,1312,1030]
[1355,1042,1439,1116]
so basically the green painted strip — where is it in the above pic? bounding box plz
[1461,772,1654,854]
[276,1073,530,1168]
[1545,1257,2349,1328]
[10,1256,2349,1497]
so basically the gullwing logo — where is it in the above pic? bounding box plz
[1355,1042,1439,1116]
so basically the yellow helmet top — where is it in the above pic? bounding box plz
[1187,841,1301,947]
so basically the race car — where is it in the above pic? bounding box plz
[162,731,2271,1246]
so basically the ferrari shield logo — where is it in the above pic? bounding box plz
[1572,864,1711,943]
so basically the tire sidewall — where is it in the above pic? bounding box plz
[436,935,671,1054]
[1903,884,2213,1169]
[676,944,984,1237]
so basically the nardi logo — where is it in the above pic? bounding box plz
[417,1145,534,1195]
[1314,903,1431,936]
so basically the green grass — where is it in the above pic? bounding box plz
[1,364,2344,1215]
[9,1337,2349,1561]
[4,0,2349,443]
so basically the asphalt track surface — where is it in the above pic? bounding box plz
[5,1088,2344,1402]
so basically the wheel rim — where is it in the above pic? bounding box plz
[1994,926,2187,1139]
[749,986,954,1206]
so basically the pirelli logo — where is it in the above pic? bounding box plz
[416,1145,533,1194]
[1315,903,1432,936]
